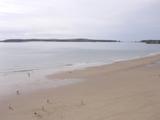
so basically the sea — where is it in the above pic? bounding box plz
[0,42,160,98]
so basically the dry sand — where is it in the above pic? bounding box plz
[0,54,160,120]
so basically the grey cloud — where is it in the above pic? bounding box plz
[0,0,159,40]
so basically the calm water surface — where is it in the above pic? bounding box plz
[0,42,160,73]
[0,42,160,98]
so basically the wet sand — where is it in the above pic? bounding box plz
[0,54,160,120]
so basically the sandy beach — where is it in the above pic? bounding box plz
[0,54,160,120]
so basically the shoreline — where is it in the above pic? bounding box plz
[0,52,160,99]
[0,53,160,119]
[47,53,160,80]
[1,51,160,74]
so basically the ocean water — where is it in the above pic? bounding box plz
[0,42,160,98]
[0,42,160,73]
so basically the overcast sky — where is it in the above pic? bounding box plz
[0,0,159,40]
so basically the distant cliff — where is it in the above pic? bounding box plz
[141,40,160,44]
[0,39,120,43]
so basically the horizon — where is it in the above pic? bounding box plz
[0,38,160,42]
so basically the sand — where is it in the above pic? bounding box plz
[0,54,160,120]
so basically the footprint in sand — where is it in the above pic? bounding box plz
[8,104,14,111]
[33,112,42,119]
[41,106,48,112]
[80,100,86,106]
[46,99,52,104]
[16,90,20,95]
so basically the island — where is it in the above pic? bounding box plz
[0,38,120,43]
[141,40,160,44]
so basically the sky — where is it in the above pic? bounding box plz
[0,0,159,41]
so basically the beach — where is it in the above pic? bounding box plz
[0,54,160,120]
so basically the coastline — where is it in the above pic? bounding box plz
[0,52,159,99]
[0,53,160,98]
[0,53,160,119]
[47,53,160,80]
